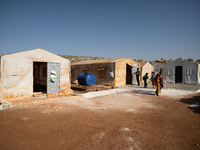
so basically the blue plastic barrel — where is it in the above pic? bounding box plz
[78,73,96,86]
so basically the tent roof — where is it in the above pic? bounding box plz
[163,60,198,66]
[71,58,126,65]
[139,62,147,67]
[1,48,69,62]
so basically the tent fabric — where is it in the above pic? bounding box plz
[72,58,121,65]
[139,62,153,83]
[139,62,147,68]
[71,57,139,86]
[0,56,1,99]
[109,58,125,78]
[0,48,71,101]
[199,64,200,83]
[162,60,199,84]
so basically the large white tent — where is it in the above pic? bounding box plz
[162,60,200,84]
[0,48,71,101]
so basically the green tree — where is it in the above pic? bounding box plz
[187,58,194,62]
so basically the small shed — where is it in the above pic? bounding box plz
[71,58,140,86]
[162,60,200,84]
[139,62,154,82]
[0,48,71,101]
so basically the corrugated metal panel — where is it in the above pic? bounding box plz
[47,62,60,94]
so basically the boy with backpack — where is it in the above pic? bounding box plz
[143,73,148,88]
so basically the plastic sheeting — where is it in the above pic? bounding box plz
[109,58,125,78]
[0,48,71,101]
[162,60,199,84]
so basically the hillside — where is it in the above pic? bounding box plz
[58,55,107,63]
[1,53,199,64]
[58,55,200,64]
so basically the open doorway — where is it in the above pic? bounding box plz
[175,66,182,83]
[33,62,47,93]
[126,64,132,84]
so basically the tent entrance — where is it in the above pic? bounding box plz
[33,62,47,93]
[175,66,182,83]
[126,64,132,84]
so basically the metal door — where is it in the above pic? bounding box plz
[47,62,60,93]
[132,64,139,85]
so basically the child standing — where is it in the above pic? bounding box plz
[150,72,156,88]
[155,74,164,96]
[143,73,148,88]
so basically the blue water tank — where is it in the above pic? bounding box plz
[78,73,96,86]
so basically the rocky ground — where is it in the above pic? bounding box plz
[0,84,200,150]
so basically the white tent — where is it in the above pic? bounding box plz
[139,62,153,83]
[162,60,200,84]
[0,48,71,101]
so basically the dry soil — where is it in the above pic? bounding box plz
[0,89,200,150]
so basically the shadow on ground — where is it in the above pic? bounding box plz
[178,93,200,115]
[129,89,156,96]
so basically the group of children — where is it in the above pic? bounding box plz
[135,68,163,96]
[149,72,164,96]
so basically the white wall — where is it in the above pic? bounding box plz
[162,60,199,83]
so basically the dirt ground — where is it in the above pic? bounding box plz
[71,83,115,94]
[0,86,200,150]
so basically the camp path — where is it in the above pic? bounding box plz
[0,85,200,150]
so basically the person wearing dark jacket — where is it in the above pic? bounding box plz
[135,68,140,85]
[143,73,148,88]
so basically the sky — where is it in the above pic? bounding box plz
[0,0,199,61]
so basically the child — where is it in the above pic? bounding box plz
[155,74,164,96]
[143,73,148,88]
[150,72,156,88]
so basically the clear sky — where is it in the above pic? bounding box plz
[0,0,199,61]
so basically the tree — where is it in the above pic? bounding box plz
[137,59,143,62]
[187,58,194,62]
[176,58,182,60]
[196,59,200,62]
